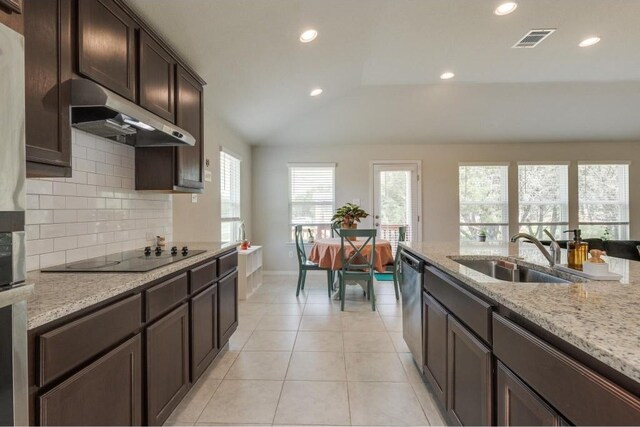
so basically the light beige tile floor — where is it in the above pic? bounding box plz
[164,274,447,426]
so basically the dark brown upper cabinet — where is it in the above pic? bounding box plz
[78,0,137,101]
[24,0,73,178]
[175,66,204,190]
[139,30,175,122]
[0,0,23,34]
[136,65,204,192]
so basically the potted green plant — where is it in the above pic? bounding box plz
[478,229,487,242]
[332,203,369,240]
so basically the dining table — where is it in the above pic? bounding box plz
[308,237,394,273]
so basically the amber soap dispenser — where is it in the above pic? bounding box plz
[563,229,589,270]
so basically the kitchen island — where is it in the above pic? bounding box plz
[400,241,640,426]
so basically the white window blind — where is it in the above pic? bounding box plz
[578,163,629,239]
[518,164,569,239]
[220,151,241,243]
[289,164,335,240]
[459,165,509,241]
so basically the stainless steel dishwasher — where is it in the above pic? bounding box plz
[400,251,424,371]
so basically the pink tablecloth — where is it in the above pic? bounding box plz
[308,238,393,273]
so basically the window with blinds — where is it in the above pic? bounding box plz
[288,164,335,240]
[459,164,509,241]
[220,150,241,243]
[578,163,629,239]
[518,164,569,239]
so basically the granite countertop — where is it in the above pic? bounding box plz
[400,241,640,385]
[26,242,238,330]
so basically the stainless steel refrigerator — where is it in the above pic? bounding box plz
[0,19,29,427]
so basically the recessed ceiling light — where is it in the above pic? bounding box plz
[310,88,323,96]
[494,2,518,16]
[299,29,318,43]
[579,36,601,47]
[440,72,455,80]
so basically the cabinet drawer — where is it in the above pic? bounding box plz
[190,259,216,295]
[493,314,640,425]
[38,293,142,387]
[425,266,493,343]
[217,250,238,278]
[146,273,188,322]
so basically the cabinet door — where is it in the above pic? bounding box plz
[190,283,219,382]
[175,66,204,190]
[24,0,73,177]
[139,30,175,122]
[146,303,190,426]
[39,334,143,426]
[78,0,137,101]
[497,362,560,426]
[447,316,493,426]
[218,271,238,346]
[423,292,448,406]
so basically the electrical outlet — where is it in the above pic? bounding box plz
[204,170,212,182]
[352,198,361,205]
[288,251,293,258]
[191,194,198,203]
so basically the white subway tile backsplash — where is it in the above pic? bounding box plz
[27,180,52,195]
[25,225,40,240]
[39,195,66,210]
[53,210,78,224]
[54,236,77,252]
[27,239,54,255]
[40,252,66,269]
[53,182,77,196]
[40,224,67,239]
[26,210,53,225]
[25,129,173,271]
[65,196,88,209]
[76,184,97,197]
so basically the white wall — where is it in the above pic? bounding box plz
[252,141,640,271]
[25,130,173,271]
[172,108,252,242]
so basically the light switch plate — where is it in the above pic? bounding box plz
[191,194,198,203]
[204,170,212,182]
[352,198,361,205]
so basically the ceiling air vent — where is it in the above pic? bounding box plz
[512,29,556,48]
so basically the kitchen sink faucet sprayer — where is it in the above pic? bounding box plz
[510,232,559,267]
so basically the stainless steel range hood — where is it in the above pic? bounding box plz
[70,78,195,147]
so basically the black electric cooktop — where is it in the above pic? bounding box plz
[41,246,206,273]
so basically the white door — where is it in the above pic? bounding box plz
[371,162,421,253]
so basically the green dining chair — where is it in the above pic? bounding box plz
[294,225,333,298]
[331,223,342,238]
[338,228,377,311]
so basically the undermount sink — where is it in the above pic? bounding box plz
[452,258,572,284]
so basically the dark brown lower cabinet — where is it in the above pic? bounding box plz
[146,303,190,426]
[218,271,238,345]
[497,361,560,426]
[423,292,448,405]
[190,283,219,382]
[39,334,143,426]
[447,316,493,426]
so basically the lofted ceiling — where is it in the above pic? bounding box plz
[127,0,640,145]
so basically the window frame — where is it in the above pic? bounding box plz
[288,163,336,241]
[458,163,510,242]
[577,161,630,239]
[517,162,570,239]
[220,148,242,243]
